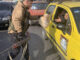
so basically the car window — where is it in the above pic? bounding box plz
[53,7,71,34]
[0,2,12,10]
[46,5,56,14]
[31,3,48,10]
[71,7,80,33]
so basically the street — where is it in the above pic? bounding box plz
[0,26,64,60]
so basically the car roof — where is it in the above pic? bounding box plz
[32,1,48,4]
[50,1,80,8]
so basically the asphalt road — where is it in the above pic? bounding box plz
[0,26,65,60]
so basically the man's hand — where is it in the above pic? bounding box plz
[55,18,62,22]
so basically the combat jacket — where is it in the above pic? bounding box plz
[8,1,30,34]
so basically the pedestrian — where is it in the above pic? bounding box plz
[7,0,33,60]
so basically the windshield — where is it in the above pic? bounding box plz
[0,3,12,10]
[31,3,48,10]
[71,7,80,33]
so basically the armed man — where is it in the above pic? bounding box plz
[7,0,33,60]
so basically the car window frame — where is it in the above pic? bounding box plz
[53,6,72,35]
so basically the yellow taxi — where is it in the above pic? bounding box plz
[42,1,80,60]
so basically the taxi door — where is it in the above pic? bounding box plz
[50,6,73,57]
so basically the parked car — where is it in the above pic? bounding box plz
[42,1,80,60]
[28,1,48,25]
[0,2,13,28]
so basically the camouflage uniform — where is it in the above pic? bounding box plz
[7,1,30,60]
[8,1,29,34]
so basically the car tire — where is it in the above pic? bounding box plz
[42,28,48,40]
